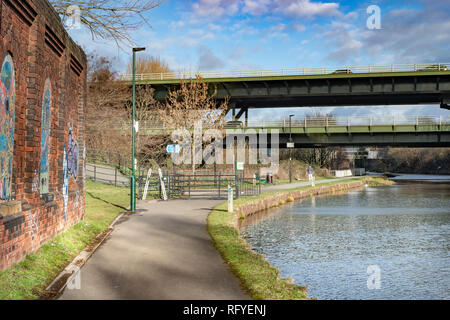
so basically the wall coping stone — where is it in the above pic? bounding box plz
[0,201,22,217]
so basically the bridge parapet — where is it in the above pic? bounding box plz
[117,63,450,82]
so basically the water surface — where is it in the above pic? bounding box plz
[241,183,450,300]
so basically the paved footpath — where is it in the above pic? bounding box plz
[60,199,250,300]
[60,178,351,300]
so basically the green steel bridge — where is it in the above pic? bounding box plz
[239,115,450,148]
[119,63,450,120]
[115,115,450,148]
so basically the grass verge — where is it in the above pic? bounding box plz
[0,180,129,300]
[207,177,390,300]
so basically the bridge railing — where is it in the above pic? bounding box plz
[103,116,450,130]
[117,63,450,81]
[246,115,450,128]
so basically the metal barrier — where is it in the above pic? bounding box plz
[164,171,261,200]
[86,163,130,187]
[86,149,261,200]
[96,115,450,132]
[117,62,450,81]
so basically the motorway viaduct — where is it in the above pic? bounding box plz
[120,64,450,147]
[130,67,450,117]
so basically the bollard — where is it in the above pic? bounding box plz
[228,185,233,213]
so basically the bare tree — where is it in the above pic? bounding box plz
[86,53,130,154]
[125,86,170,166]
[50,0,161,47]
[128,55,172,74]
[157,76,228,173]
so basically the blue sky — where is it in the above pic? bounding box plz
[69,0,450,119]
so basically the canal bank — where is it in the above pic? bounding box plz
[207,177,391,300]
[240,180,450,300]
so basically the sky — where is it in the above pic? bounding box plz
[68,0,450,120]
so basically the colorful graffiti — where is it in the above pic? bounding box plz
[32,169,39,193]
[0,53,15,201]
[67,127,78,180]
[63,147,69,221]
[63,128,78,222]
[40,79,51,194]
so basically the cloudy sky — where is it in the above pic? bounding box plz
[69,0,450,120]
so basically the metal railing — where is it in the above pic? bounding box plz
[244,115,450,128]
[86,149,261,200]
[165,171,261,200]
[86,163,130,187]
[98,115,450,131]
[117,63,450,81]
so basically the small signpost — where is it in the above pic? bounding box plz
[287,142,295,148]
[166,144,181,154]
[228,185,233,213]
[237,162,245,184]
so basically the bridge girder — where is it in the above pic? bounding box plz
[147,73,450,108]
[222,132,450,148]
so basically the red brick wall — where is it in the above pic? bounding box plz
[0,0,87,270]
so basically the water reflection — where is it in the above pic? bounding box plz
[241,183,450,300]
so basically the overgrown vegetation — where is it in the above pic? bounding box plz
[0,181,129,300]
[367,147,450,174]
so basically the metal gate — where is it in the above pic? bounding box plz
[163,171,261,200]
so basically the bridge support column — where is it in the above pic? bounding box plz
[231,103,236,121]
[235,107,248,121]
[245,108,249,127]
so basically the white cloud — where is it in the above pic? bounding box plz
[192,0,240,18]
[274,0,341,18]
[267,23,289,38]
[191,0,341,19]
[198,46,226,70]
[293,23,306,32]
[169,20,185,30]
[242,0,271,15]
[320,1,450,64]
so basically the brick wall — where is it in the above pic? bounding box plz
[0,0,87,270]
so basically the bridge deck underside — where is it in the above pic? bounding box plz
[137,124,450,147]
[149,73,450,107]
[229,125,450,147]
[276,132,450,148]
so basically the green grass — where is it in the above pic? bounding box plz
[271,176,336,185]
[0,181,130,300]
[365,176,396,186]
[207,177,368,300]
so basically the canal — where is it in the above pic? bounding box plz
[241,181,450,300]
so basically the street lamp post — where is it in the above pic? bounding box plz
[131,47,146,212]
[289,114,294,184]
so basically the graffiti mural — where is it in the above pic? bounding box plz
[40,79,51,194]
[67,127,78,180]
[32,169,39,193]
[63,147,69,221]
[0,53,15,201]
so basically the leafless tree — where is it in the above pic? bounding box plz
[86,53,130,155]
[50,0,161,47]
[127,55,171,74]
[157,76,228,173]
[125,86,170,166]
